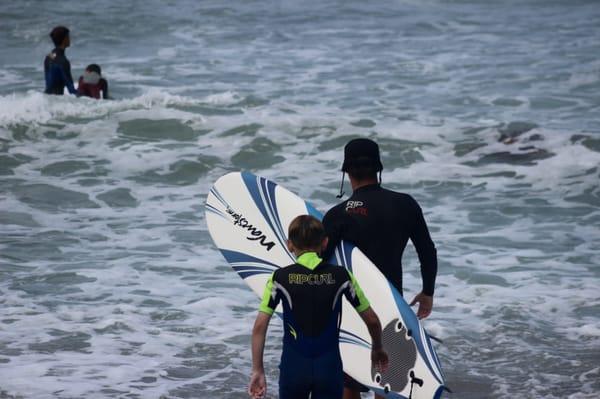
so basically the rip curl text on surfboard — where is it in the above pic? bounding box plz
[226,207,276,251]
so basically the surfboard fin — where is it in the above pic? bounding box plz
[408,372,424,399]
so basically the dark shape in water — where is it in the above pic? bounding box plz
[474,149,554,166]
[498,121,539,144]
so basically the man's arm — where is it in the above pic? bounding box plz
[63,59,77,95]
[358,307,388,372]
[321,208,342,261]
[408,197,437,319]
[249,311,271,399]
[43,56,50,92]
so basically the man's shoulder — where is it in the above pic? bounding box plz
[45,51,56,63]
[324,201,346,218]
[46,49,68,65]
[380,187,418,205]
[322,201,351,232]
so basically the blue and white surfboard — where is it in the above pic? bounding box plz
[205,171,446,398]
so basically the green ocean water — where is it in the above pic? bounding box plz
[1,1,599,398]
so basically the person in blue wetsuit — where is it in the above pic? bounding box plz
[322,138,438,399]
[248,215,388,399]
[44,26,77,95]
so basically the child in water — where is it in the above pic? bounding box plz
[77,64,109,99]
[248,215,388,399]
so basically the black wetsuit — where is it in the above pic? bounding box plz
[323,184,437,297]
[44,48,76,95]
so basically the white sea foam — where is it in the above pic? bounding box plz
[203,91,242,105]
[1,1,599,398]
[0,89,212,129]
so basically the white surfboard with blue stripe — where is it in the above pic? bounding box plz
[205,171,446,399]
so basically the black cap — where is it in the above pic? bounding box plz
[341,138,383,172]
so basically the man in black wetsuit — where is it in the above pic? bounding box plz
[44,26,77,95]
[322,138,438,399]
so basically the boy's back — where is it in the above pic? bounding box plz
[249,215,387,399]
[260,253,370,398]
[264,254,369,344]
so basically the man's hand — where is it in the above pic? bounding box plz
[371,347,389,373]
[410,292,433,319]
[248,369,266,399]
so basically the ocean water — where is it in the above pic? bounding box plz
[1,0,599,398]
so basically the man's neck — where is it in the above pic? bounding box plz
[349,176,379,191]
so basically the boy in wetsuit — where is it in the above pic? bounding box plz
[322,138,438,399]
[248,215,388,399]
[44,26,77,95]
[77,64,109,99]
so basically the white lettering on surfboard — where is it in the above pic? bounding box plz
[226,207,276,251]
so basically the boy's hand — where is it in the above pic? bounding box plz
[371,347,389,373]
[248,370,266,398]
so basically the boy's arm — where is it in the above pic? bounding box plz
[249,311,271,398]
[249,273,278,398]
[344,271,388,371]
[358,307,388,372]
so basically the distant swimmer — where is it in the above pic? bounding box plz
[44,26,77,95]
[77,64,109,99]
